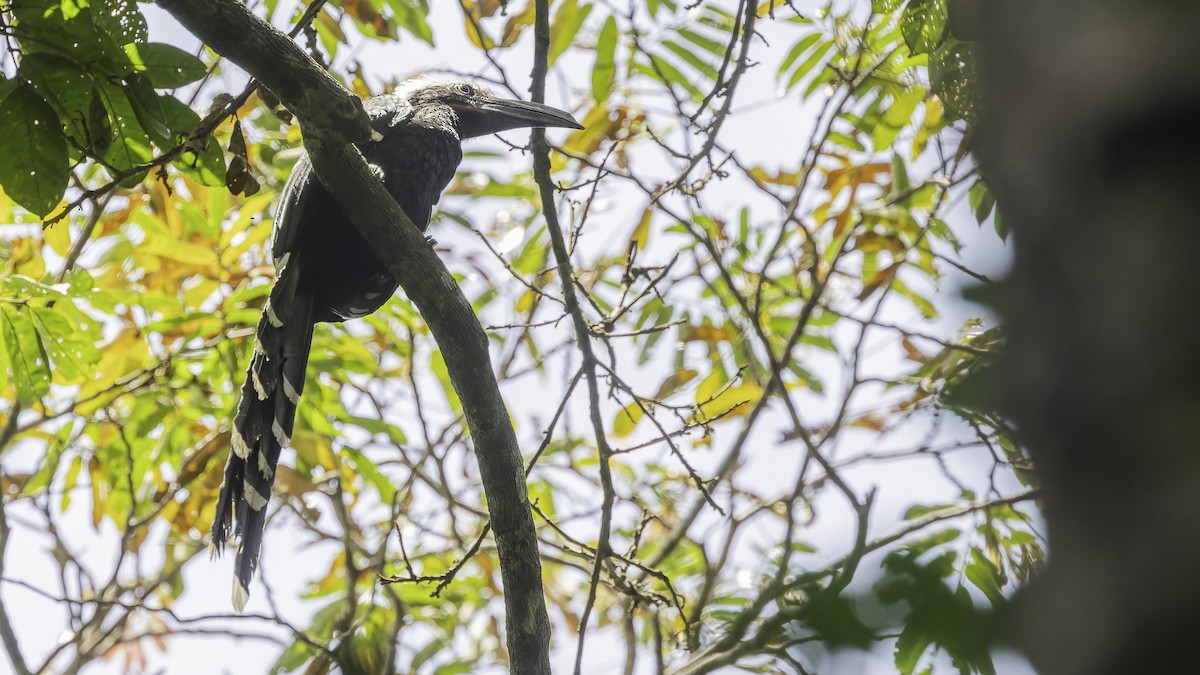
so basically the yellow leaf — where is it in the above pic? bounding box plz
[44,220,72,256]
[61,454,82,512]
[88,455,107,529]
[292,430,338,470]
[184,278,220,310]
[748,166,802,186]
[694,383,763,422]
[462,4,497,49]
[629,203,653,248]
[220,192,275,247]
[681,324,735,343]
[315,7,347,44]
[653,368,698,400]
[8,237,45,278]
[515,288,535,314]
[612,401,644,437]
[77,329,150,411]
[141,236,217,268]
[913,98,943,160]
[309,551,347,595]
[694,368,727,404]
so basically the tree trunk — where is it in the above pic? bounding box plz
[979,3,1200,673]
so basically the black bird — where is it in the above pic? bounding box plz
[211,80,582,611]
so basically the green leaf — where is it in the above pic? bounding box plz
[429,350,462,414]
[662,40,719,81]
[965,549,1005,605]
[91,0,148,46]
[647,0,677,17]
[679,27,726,59]
[901,0,947,55]
[1,304,53,406]
[550,0,593,66]
[158,96,227,186]
[157,93,200,135]
[386,0,434,45]
[0,86,69,215]
[798,588,875,648]
[123,43,208,88]
[968,178,995,223]
[346,448,397,505]
[123,75,173,144]
[893,277,938,318]
[92,81,154,170]
[638,53,704,101]
[30,306,102,380]
[930,38,978,121]
[10,0,128,65]
[17,53,94,146]
[873,87,925,150]
[894,618,934,674]
[785,41,833,94]
[828,130,866,152]
[592,16,618,102]
[778,32,822,78]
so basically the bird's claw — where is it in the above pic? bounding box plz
[425,235,438,248]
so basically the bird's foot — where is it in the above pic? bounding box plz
[425,235,438,248]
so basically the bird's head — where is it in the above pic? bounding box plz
[397,80,584,139]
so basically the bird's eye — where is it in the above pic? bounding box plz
[456,83,473,96]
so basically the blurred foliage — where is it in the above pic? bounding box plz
[0,0,1035,674]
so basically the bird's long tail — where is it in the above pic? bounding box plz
[212,254,314,612]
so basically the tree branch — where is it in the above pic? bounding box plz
[529,2,617,672]
[156,1,551,671]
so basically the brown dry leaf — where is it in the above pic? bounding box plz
[681,324,735,344]
[857,261,902,301]
[500,1,535,47]
[629,203,653,248]
[749,165,802,186]
[274,465,319,497]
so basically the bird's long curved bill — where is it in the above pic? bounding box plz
[477,98,584,130]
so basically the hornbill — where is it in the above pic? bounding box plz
[211,80,582,611]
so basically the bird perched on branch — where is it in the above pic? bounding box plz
[211,80,582,611]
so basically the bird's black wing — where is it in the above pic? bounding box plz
[214,92,463,610]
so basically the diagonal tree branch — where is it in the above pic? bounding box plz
[156,1,551,672]
[528,2,616,672]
